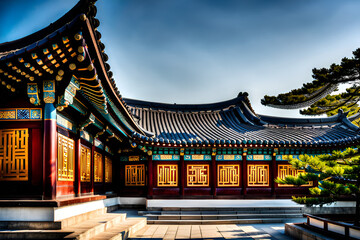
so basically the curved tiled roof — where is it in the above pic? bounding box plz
[125,93,360,147]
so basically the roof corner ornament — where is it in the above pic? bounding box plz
[43,80,55,104]
[80,14,87,21]
[27,83,41,106]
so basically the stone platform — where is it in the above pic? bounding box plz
[146,199,301,209]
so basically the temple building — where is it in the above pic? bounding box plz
[0,0,359,201]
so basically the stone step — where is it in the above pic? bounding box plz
[88,217,147,240]
[64,213,127,239]
[139,209,303,215]
[147,207,303,211]
[0,213,127,239]
[143,213,304,220]
[147,218,304,225]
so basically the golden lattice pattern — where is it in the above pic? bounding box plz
[125,164,145,186]
[157,164,178,187]
[105,156,112,183]
[58,134,74,181]
[187,164,209,187]
[94,151,103,182]
[277,164,312,187]
[80,145,91,182]
[217,164,240,187]
[0,129,28,181]
[247,164,269,186]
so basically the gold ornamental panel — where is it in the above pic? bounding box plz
[157,164,178,187]
[277,164,312,187]
[0,129,28,181]
[187,164,209,187]
[105,156,112,183]
[217,164,240,187]
[58,134,75,181]
[247,164,269,187]
[125,164,145,186]
[94,152,103,182]
[80,145,91,182]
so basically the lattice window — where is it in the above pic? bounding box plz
[80,145,91,182]
[58,134,74,181]
[0,129,28,181]
[105,156,112,183]
[125,164,145,186]
[247,164,269,186]
[187,164,209,187]
[217,164,240,187]
[94,151,103,182]
[157,164,178,187]
[277,164,312,187]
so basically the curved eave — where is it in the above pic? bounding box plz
[80,17,144,135]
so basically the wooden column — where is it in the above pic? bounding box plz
[43,103,57,200]
[102,153,106,193]
[147,155,153,198]
[211,155,217,197]
[180,155,185,197]
[271,153,277,196]
[75,134,81,196]
[90,145,95,194]
[242,153,247,196]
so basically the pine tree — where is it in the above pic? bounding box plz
[275,147,360,226]
[261,48,360,118]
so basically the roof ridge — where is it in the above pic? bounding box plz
[123,93,250,112]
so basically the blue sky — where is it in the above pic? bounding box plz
[1,0,360,117]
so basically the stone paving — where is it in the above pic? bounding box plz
[129,222,296,239]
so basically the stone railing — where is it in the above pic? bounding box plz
[305,213,360,239]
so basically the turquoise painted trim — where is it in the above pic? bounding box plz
[246,155,272,161]
[57,114,76,132]
[184,155,211,161]
[80,130,93,143]
[216,155,242,161]
[152,155,180,161]
[44,103,56,120]
[94,138,104,150]
[119,156,147,162]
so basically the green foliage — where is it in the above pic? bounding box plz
[281,147,360,225]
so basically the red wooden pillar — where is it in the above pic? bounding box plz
[43,103,57,200]
[271,153,277,196]
[147,155,153,198]
[90,145,95,194]
[211,155,217,197]
[180,155,185,197]
[75,135,81,196]
[242,153,247,196]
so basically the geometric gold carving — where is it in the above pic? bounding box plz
[80,145,91,182]
[187,164,209,187]
[125,164,145,186]
[277,164,312,187]
[157,164,178,187]
[0,129,28,181]
[94,151,103,182]
[247,164,269,187]
[57,134,75,181]
[105,156,112,183]
[217,164,240,187]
